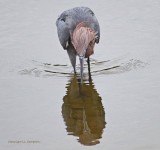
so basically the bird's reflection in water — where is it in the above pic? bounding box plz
[62,75,106,146]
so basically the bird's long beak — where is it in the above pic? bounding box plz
[79,56,84,83]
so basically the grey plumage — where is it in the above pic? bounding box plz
[56,7,100,50]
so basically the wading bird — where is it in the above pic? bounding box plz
[56,7,100,82]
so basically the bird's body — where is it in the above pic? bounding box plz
[56,7,100,82]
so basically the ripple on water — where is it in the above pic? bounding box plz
[18,57,148,78]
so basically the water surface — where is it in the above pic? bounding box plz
[0,0,160,150]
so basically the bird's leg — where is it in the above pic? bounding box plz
[87,57,91,82]
[87,57,90,72]
[67,47,76,74]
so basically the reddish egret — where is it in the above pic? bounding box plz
[56,7,100,82]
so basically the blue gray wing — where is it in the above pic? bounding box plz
[56,14,70,49]
[79,7,100,43]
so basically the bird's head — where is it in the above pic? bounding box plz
[71,22,96,82]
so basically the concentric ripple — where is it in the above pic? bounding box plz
[18,57,148,78]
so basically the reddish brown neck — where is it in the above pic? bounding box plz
[71,22,96,58]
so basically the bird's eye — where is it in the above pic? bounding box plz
[90,10,94,16]
[61,18,65,22]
